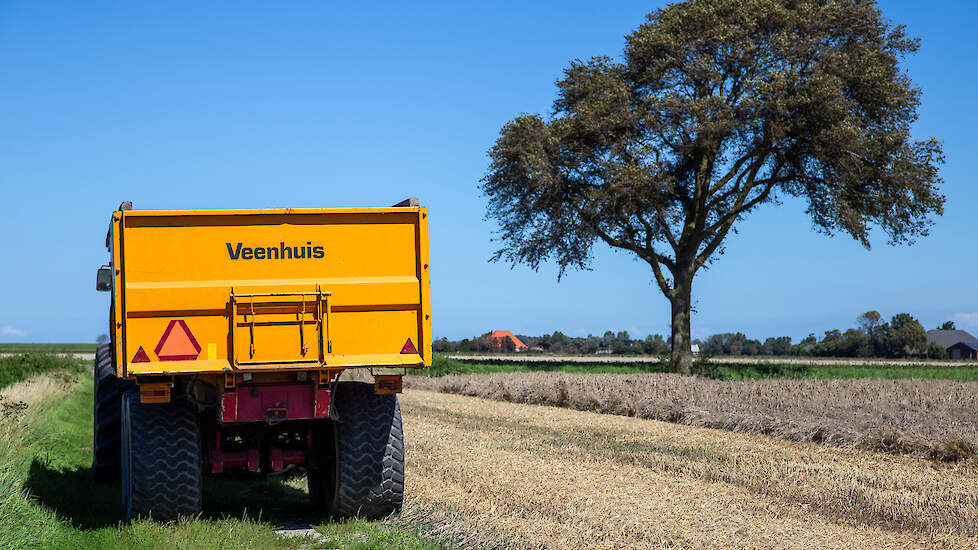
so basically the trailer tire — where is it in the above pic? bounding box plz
[121,389,202,521]
[93,343,131,483]
[310,381,404,519]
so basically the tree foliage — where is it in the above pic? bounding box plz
[800,311,935,358]
[482,0,944,370]
[432,331,670,355]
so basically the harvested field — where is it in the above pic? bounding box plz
[401,389,978,549]
[405,372,978,460]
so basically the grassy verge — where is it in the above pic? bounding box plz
[0,343,97,354]
[414,355,668,377]
[423,354,978,380]
[712,363,978,380]
[0,354,88,389]
[0,366,447,549]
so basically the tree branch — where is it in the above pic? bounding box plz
[589,222,675,295]
[651,208,679,252]
[697,180,778,267]
[707,148,760,196]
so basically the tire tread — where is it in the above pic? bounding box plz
[329,382,404,519]
[122,389,202,521]
[92,343,130,483]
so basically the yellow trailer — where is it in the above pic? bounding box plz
[93,200,430,520]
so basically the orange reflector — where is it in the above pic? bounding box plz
[139,382,171,404]
[131,346,150,363]
[155,320,201,361]
[400,338,417,354]
[375,375,403,394]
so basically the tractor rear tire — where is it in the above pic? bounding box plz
[309,381,404,519]
[93,343,131,483]
[121,389,202,521]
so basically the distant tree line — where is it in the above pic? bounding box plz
[697,334,793,356]
[432,330,670,355]
[434,311,947,360]
[792,311,946,359]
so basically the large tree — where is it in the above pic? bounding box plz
[886,313,927,358]
[482,0,944,372]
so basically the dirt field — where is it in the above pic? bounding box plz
[401,389,978,549]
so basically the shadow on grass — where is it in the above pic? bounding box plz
[25,459,123,528]
[25,458,319,530]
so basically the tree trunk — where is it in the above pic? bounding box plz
[669,275,694,374]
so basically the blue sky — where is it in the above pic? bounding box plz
[1,1,976,343]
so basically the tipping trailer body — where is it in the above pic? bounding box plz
[94,203,428,520]
[107,206,431,378]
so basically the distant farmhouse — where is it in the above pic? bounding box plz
[927,329,978,360]
[491,330,528,351]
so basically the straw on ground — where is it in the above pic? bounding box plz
[401,389,978,549]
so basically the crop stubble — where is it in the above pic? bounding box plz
[4,370,973,548]
[400,389,978,549]
[406,372,978,459]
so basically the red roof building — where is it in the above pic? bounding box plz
[491,330,528,351]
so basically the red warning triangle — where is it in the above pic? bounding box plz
[400,338,417,354]
[154,320,201,361]
[131,346,150,363]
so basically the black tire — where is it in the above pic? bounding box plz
[121,389,202,521]
[307,423,333,509]
[309,382,404,519]
[93,343,131,483]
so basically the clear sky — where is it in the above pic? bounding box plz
[1,1,976,344]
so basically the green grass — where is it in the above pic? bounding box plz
[0,365,446,549]
[0,353,88,389]
[0,343,97,353]
[780,365,978,381]
[414,355,669,377]
[317,519,447,549]
[423,354,978,381]
[703,362,978,381]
